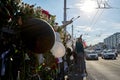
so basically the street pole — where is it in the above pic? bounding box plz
[71,24,74,50]
[64,0,67,44]
[64,0,67,27]
[71,16,80,47]
[71,24,73,38]
[61,0,67,79]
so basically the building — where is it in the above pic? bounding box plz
[104,32,120,49]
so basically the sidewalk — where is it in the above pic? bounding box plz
[65,63,88,80]
[67,71,87,80]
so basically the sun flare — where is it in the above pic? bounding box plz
[80,0,97,13]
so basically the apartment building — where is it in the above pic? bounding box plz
[104,32,120,49]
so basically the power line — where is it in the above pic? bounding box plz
[91,9,104,29]
[97,0,112,9]
[89,9,100,28]
[89,0,103,28]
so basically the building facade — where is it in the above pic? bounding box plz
[104,32,120,49]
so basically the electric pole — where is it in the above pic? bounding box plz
[71,24,73,38]
[64,0,67,28]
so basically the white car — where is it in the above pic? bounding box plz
[101,50,116,59]
[85,51,99,60]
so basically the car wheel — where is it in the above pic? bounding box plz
[101,56,103,59]
[114,57,116,60]
[96,58,99,60]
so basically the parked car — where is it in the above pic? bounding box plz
[85,51,99,60]
[101,50,116,59]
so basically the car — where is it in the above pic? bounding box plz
[101,50,116,59]
[85,51,99,60]
[95,49,102,57]
[113,49,118,57]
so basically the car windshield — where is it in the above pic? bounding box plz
[87,52,96,54]
[103,51,107,53]
[107,50,113,53]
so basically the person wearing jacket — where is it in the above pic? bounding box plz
[75,35,87,80]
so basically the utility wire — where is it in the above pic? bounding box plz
[89,9,100,28]
[91,9,104,29]
[89,0,102,28]
[87,0,105,37]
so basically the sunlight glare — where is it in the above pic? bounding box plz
[80,0,97,13]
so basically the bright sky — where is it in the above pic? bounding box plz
[22,0,120,46]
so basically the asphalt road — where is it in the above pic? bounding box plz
[86,55,120,80]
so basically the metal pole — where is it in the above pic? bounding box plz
[61,1,67,80]
[71,16,80,38]
[71,24,74,50]
[64,0,67,25]
[64,0,67,43]
[72,24,73,38]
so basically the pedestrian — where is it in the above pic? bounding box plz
[75,35,87,80]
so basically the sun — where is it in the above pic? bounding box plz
[80,0,97,13]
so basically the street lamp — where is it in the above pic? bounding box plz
[71,16,80,38]
[71,16,80,50]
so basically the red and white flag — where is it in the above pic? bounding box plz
[83,40,87,48]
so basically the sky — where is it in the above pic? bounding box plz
[22,0,120,46]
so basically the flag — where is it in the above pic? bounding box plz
[83,40,87,48]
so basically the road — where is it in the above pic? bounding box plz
[86,55,120,80]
